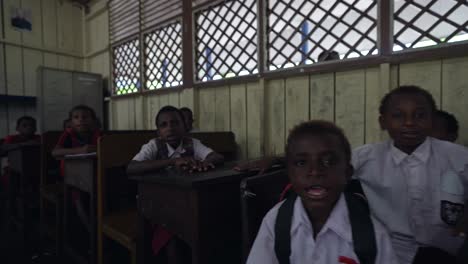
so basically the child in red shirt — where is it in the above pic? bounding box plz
[1,116,41,189]
[52,105,102,236]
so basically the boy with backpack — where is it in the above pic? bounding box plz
[247,121,399,264]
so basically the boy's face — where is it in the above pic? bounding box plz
[71,109,94,133]
[182,111,193,131]
[17,119,36,137]
[157,112,185,146]
[379,94,433,153]
[287,134,351,213]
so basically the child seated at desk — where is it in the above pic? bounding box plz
[3,116,40,145]
[51,105,101,238]
[127,105,224,174]
[52,105,102,157]
[247,120,398,264]
[1,116,41,191]
[127,105,224,261]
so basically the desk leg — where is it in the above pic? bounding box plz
[136,199,149,264]
[63,184,70,257]
[90,191,96,264]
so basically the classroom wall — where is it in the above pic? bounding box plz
[81,1,468,159]
[0,0,84,138]
[83,0,111,128]
[106,57,468,160]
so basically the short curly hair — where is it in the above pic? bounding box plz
[285,120,351,163]
[379,85,437,115]
[435,110,459,135]
[16,116,36,129]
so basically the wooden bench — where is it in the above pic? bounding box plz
[191,131,237,161]
[97,132,156,264]
[240,169,289,261]
[97,131,237,264]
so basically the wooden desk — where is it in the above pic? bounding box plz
[130,165,254,264]
[63,153,97,264]
[4,144,41,258]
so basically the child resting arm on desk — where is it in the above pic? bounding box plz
[127,106,224,175]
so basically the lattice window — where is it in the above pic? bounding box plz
[268,0,378,70]
[112,39,141,95]
[144,22,183,89]
[393,0,468,51]
[195,0,258,81]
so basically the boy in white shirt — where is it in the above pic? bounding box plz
[247,121,399,264]
[127,105,224,174]
[353,86,468,264]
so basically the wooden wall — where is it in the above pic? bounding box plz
[0,0,84,137]
[81,2,468,158]
[107,57,468,160]
[84,0,111,128]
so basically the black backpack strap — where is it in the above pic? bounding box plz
[345,190,377,264]
[274,193,296,264]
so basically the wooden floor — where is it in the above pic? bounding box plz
[0,192,61,264]
[0,193,138,264]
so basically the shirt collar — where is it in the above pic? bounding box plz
[389,137,431,165]
[166,141,186,157]
[292,194,352,243]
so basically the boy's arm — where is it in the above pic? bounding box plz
[127,157,197,175]
[126,159,176,175]
[233,156,286,174]
[204,151,224,165]
[52,145,96,157]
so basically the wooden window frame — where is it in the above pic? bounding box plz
[109,0,468,98]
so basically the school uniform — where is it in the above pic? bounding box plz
[132,137,214,255]
[352,137,468,264]
[247,194,399,264]
[132,137,213,162]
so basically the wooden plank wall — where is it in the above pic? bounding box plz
[108,56,468,158]
[0,0,84,137]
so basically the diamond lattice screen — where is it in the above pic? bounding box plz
[393,0,468,51]
[144,22,183,89]
[195,0,258,81]
[112,39,140,95]
[268,0,378,70]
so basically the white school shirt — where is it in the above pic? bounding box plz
[132,138,214,161]
[247,194,399,264]
[352,137,468,264]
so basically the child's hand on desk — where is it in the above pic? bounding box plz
[80,144,97,153]
[174,157,197,171]
[188,161,215,173]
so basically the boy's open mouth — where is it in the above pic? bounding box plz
[400,131,421,139]
[305,185,329,200]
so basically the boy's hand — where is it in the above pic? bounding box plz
[233,157,276,174]
[173,157,197,171]
[188,161,215,173]
[81,145,97,153]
